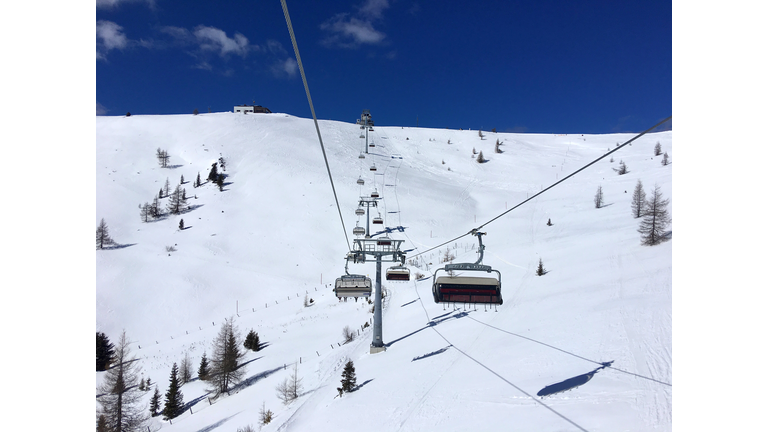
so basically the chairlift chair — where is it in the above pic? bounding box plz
[334,274,372,298]
[355,208,365,216]
[353,226,366,236]
[431,231,503,305]
[359,153,365,159]
[386,265,410,281]
[372,216,384,225]
[371,190,380,198]
[357,178,365,185]
[370,164,377,171]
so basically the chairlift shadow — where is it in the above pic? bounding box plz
[101,243,137,250]
[230,365,283,393]
[537,361,613,398]
[386,311,469,347]
[183,392,211,411]
[194,412,241,432]
[412,346,451,362]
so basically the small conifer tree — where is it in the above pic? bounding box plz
[476,151,486,163]
[662,152,669,166]
[208,162,218,182]
[96,332,115,371]
[654,142,662,156]
[179,219,185,230]
[149,386,161,417]
[244,329,260,352]
[163,363,184,420]
[536,258,547,276]
[198,352,210,381]
[340,360,357,394]
[96,219,115,250]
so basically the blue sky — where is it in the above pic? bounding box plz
[96,0,671,134]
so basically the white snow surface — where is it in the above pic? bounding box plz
[96,112,672,432]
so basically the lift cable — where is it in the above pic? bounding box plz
[280,0,351,251]
[409,115,671,259]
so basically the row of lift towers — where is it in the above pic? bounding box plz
[335,110,504,354]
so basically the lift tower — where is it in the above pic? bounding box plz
[356,109,374,154]
[348,237,405,354]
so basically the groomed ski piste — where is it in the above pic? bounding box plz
[96,111,671,432]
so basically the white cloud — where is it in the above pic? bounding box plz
[193,26,252,57]
[321,14,386,48]
[96,102,108,116]
[96,20,129,60]
[358,0,390,19]
[96,0,156,9]
[271,58,298,78]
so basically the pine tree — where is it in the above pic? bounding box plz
[140,202,151,222]
[631,179,646,218]
[195,172,201,188]
[209,318,246,396]
[149,386,161,417]
[163,178,171,198]
[546,218,552,226]
[244,329,260,352]
[179,219,185,230]
[96,332,115,371]
[180,174,185,184]
[494,138,503,153]
[180,352,192,384]
[151,195,162,219]
[340,360,357,394]
[536,258,547,276]
[215,174,225,191]
[638,184,671,246]
[138,377,146,391]
[654,141,662,156]
[96,331,148,432]
[162,363,184,420]
[207,163,218,182]
[614,160,628,175]
[167,185,188,215]
[476,151,486,163]
[594,185,604,208]
[96,218,115,250]
[662,152,670,166]
[198,352,210,381]
[146,377,151,389]
[97,414,108,432]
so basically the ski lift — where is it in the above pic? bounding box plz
[355,208,365,216]
[359,153,365,159]
[369,127,374,131]
[357,178,365,185]
[360,133,365,138]
[431,231,502,305]
[369,142,375,147]
[334,274,372,298]
[386,265,410,281]
[371,190,380,198]
[372,216,384,225]
[370,164,377,171]
[353,226,366,236]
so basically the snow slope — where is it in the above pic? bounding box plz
[96,112,672,431]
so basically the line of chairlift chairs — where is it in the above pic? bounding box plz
[339,128,502,306]
[336,206,504,307]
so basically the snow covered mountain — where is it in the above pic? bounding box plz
[96,111,672,431]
